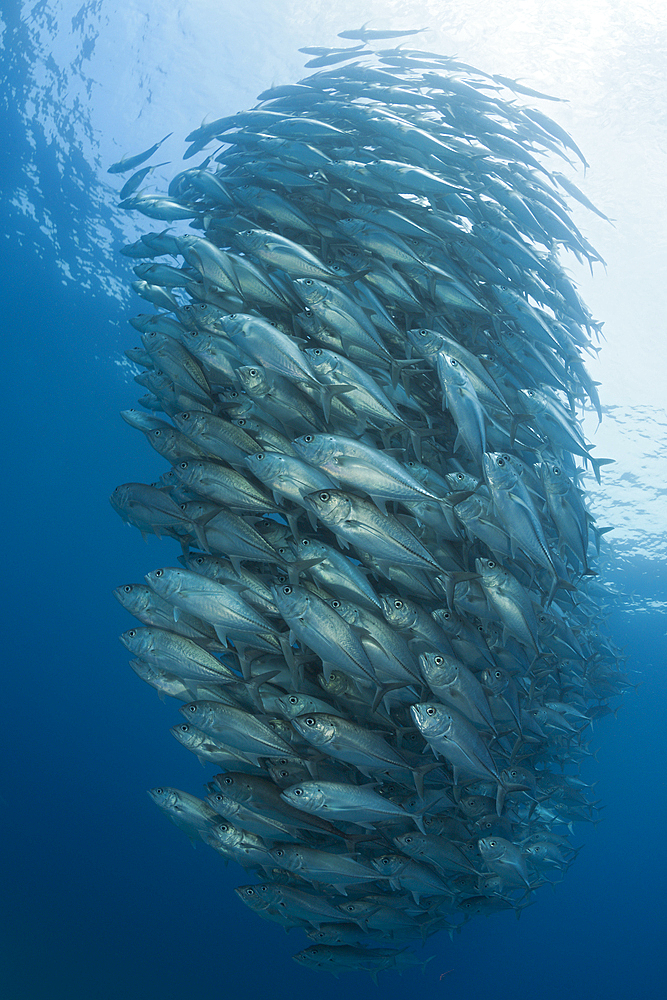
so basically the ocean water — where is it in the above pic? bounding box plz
[2,2,666,998]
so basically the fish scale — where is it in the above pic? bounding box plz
[111,31,626,973]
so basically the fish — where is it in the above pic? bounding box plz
[110,31,626,975]
[108,133,173,174]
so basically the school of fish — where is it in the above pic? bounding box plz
[109,27,628,980]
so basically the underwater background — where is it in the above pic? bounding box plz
[2,1,666,997]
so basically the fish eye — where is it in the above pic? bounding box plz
[155,787,164,794]
[293,787,303,795]
[489,840,497,847]
[123,585,132,593]
[304,435,313,443]
[426,707,436,716]
[441,611,451,620]
[246,888,255,896]
[155,569,163,577]
[256,453,265,461]
[153,429,161,437]
[187,704,197,713]
[127,629,136,637]
[331,600,340,608]
[279,770,289,778]
[494,670,502,679]
[274,849,284,857]
[434,656,444,665]
[282,586,292,595]
[380,858,390,866]
[419,330,427,336]
[179,724,189,732]
[179,462,188,469]
[259,885,268,893]
[450,358,458,366]
[288,696,298,704]
[214,794,223,802]
[319,492,330,501]
[553,466,561,475]
[404,836,412,844]
[304,279,313,285]
[313,348,322,355]
[497,458,504,466]
[304,717,316,726]
[249,369,257,376]
[488,561,496,568]
[301,539,310,546]
[237,418,246,426]
[394,600,403,609]
[455,472,464,481]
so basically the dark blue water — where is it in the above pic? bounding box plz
[3,4,665,997]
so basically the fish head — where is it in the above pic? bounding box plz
[371,854,404,876]
[119,626,153,656]
[475,814,513,840]
[419,652,458,686]
[213,772,254,803]
[318,670,351,696]
[392,831,424,854]
[480,667,509,695]
[293,277,327,306]
[439,353,470,386]
[518,387,544,414]
[540,460,570,496]
[407,326,443,358]
[410,701,453,739]
[172,410,205,435]
[328,597,356,624]
[380,594,418,630]
[482,451,516,490]
[170,722,201,749]
[148,787,178,810]
[302,488,351,525]
[475,557,505,587]
[292,432,333,466]
[291,712,336,747]
[113,583,149,614]
[234,883,273,911]
[245,450,283,478]
[236,365,270,395]
[266,717,295,745]
[270,845,299,869]
[276,693,316,719]
[296,536,327,561]
[140,329,169,353]
[281,782,325,812]
[231,230,262,254]
[446,469,481,492]
[206,790,236,814]
[477,836,510,862]
[144,566,180,600]
[210,820,239,846]
[271,582,310,619]
[269,760,309,787]
[303,347,336,377]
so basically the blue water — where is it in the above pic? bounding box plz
[3,3,666,997]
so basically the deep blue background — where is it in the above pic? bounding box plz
[2,8,665,998]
